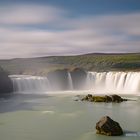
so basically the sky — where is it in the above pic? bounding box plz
[0,0,140,59]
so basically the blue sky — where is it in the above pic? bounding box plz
[0,0,140,58]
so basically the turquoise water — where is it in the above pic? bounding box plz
[0,94,140,140]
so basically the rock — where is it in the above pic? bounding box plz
[0,67,13,95]
[70,68,87,90]
[47,68,88,90]
[80,94,127,103]
[81,94,94,102]
[87,94,93,98]
[47,69,69,90]
[104,95,112,102]
[81,95,89,101]
[74,99,79,101]
[93,96,106,102]
[96,116,123,136]
[110,94,123,103]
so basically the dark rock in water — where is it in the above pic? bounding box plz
[74,99,79,101]
[110,94,124,103]
[80,94,127,103]
[70,68,87,90]
[96,116,123,136]
[81,94,94,102]
[104,95,112,102]
[87,94,92,98]
[0,68,13,95]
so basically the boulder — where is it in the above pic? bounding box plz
[104,95,112,102]
[80,94,127,103]
[110,94,124,103]
[96,116,123,136]
[81,94,94,102]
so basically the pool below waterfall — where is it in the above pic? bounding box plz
[0,94,140,140]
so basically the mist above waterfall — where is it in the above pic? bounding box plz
[9,71,140,95]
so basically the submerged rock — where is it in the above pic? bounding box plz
[80,94,127,103]
[96,116,123,136]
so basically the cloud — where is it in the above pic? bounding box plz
[0,4,140,59]
[0,4,64,25]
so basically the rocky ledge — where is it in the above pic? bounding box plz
[0,67,13,96]
[81,94,127,103]
[96,116,123,136]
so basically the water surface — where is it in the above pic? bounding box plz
[0,94,140,140]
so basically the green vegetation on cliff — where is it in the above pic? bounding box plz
[0,53,139,75]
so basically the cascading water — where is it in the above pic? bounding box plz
[86,72,140,94]
[9,72,140,94]
[9,75,51,93]
[67,72,73,90]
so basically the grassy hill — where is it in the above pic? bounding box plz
[0,53,139,75]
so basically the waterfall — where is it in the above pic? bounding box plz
[9,71,140,94]
[9,75,51,93]
[86,72,140,94]
[68,72,73,90]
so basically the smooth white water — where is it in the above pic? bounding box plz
[86,72,140,94]
[9,75,51,93]
[9,72,140,94]
[68,72,73,90]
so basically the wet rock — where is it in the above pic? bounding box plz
[110,94,124,103]
[87,94,93,98]
[70,68,87,90]
[93,96,106,102]
[0,67,13,95]
[104,95,112,102]
[80,94,127,103]
[96,116,123,136]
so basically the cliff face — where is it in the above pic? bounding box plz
[0,67,13,95]
[47,69,70,90]
[70,68,87,90]
[47,68,87,90]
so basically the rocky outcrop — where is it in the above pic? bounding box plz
[70,68,87,90]
[81,94,127,103]
[96,116,123,136]
[47,69,69,90]
[110,94,127,102]
[47,68,87,90]
[0,67,13,95]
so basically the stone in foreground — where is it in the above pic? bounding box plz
[96,116,123,136]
